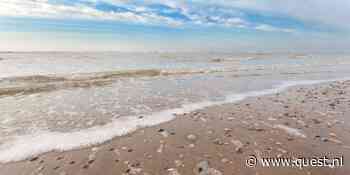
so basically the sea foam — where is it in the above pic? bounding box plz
[0,78,347,163]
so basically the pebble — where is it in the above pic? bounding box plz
[224,128,232,133]
[174,160,184,167]
[159,130,170,138]
[213,138,224,145]
[91,147,99,152]
[231,139,244,153]
[29,157,39,162]
[88,153,96,161]
[195,160,223,175]
[186,134,198,142]
[227,117,235,121]
[328,138,343,145]
[329,133,337,137]
[277,148,287,154]
[157,143,164,153]
[312,118,322,124]
[207,130,214,135]
[221,158,229,163]
[189,144,196,148]
[168,168,181,175]
[126,164,143,175]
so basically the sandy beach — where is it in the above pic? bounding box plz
[0,80,349,175]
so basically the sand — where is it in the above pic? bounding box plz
[1,80,350,175]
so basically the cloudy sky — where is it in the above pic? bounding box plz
[0,0,349,52]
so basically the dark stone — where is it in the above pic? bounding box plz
[29,157,39,162]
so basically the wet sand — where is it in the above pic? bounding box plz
[1,80,350,175]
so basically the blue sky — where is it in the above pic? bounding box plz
[0,0,349,52]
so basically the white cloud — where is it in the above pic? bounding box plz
[1,0,348,32]
[255,24,295,33]
[0,0,181,26]
[202,0,350,30]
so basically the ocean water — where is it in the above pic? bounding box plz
[0,52,350,163]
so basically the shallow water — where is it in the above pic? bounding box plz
[0,52,350,162]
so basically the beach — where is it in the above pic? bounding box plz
[1,80,349,175]
[2,0,350,174]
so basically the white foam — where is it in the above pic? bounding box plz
[0,77,348,163]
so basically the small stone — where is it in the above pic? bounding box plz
[287,137,294,141]
[29,157,39,162]
[227,117,235,121]
[321,138,329,142]
[189,144,196,148]
[126,165,143,175]
[224,128,232,133]
[157,143,164,153]
[36,165,44,171]
[168,168,181,175]
[213,138,224,145]
[88,153,96,161]
[328,138,343,145]
[160,130,170,138]
[277,148,287,154]
[231,139,244,153]
[312,118,322,124]
[221,158,229,163]
[174,160,184,167]
[186,134,198,142]
[329,133,337,137]
[194,160,222,175]
[91,147,99,152]
[195,161,209,174]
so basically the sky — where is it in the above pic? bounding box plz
[0,0,349,52]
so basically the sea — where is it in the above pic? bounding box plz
[0,52,350,162]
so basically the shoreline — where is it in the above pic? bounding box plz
[1,79,350,174]
[0,78,346,163]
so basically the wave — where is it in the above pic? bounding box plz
[0,69,224,96]
[0,77,348,163]
[0,68,338,97]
